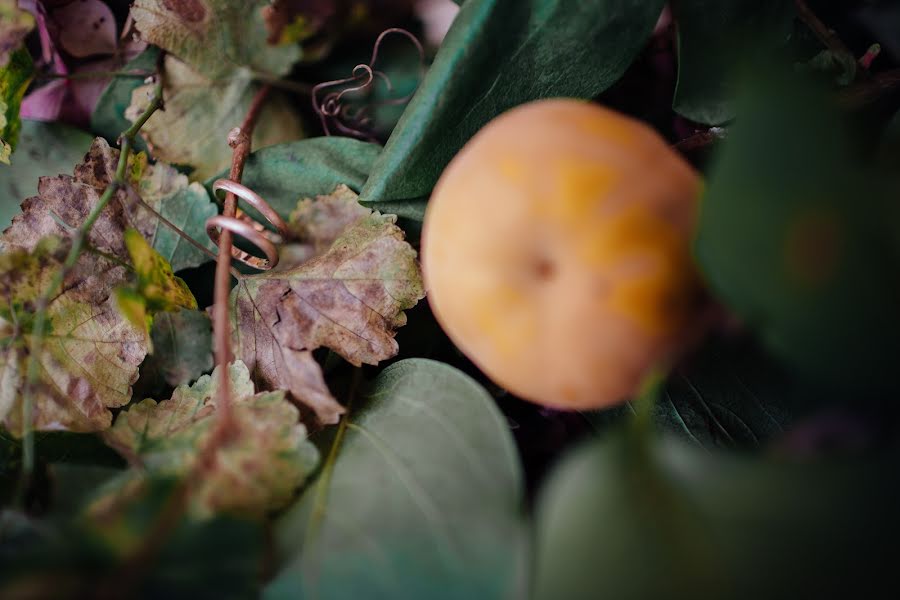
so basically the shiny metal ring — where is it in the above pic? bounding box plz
[206,179,289,270]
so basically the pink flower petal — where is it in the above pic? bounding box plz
[52,0,117,58]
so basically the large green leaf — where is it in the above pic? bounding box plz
[534,429,900,600]
[671,0,794,125]
[267,359,527,600]
[0,120,93,230]
[205,137,382,221]
[359,0,665,211]
[695,70,900,394]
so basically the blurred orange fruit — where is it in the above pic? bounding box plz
[422,99,705,409]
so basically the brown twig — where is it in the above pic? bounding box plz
[208,84,272,453]
[99,84,273,599]
[673,128,727,152]
[838,68,900,108]
[794,0,854,63]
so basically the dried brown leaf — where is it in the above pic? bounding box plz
[231,186,424,424]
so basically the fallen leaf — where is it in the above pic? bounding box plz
[0,237,147,434]
[103,361,319,517]
[0,0,34,67]
[131,0,301,80]
[231,186,425,424]
[0,120,93,230]
[0,48,34,164]
[114,228,197,334]
[1,137,216,272]
[127,55,304,181]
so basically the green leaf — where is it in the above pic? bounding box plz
[144,309,214,387]
[0,0,34,67]
[0,237,148,435]
[533,430,900,600]
[656,340,794,450]
[694,69,900,393]
[91,46,161,151]
[205,136,382,222]
[672,0,794,125]
[231,187,424,424]
[0,120,93,230]
[131,0,300,80]
[267,359,527,600]
[0,48,33,164]
[127,56,304,181]
[359,0,665,211]
[102,361,319,517]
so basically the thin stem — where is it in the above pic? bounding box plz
[794,0,855,64]
[34,70,153,82]
[17,62,165,499]
[209,83,272,445]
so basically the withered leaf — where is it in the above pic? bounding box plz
[1,137,216,272]
[131,0,300,80]
[0,237,147,434]
[127,55,304,181]
[231,186,425,425]
[102,361,319,517]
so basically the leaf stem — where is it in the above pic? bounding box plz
[17,58,166,501]
[794,0,855,67]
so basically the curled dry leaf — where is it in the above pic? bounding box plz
[127,56,304,181]
[231,185,425,424]
[101,361,319,517]
[1,137,215,271]
[0,237,146,434]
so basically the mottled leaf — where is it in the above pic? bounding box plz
[0,0,34,67]
[1,137,216,271]
[0,48,33,164]
[114,229,197,333]
[359,0,665,211]
[0,120,93,230]
[230,187,425,424]
[267,359,527,600]
[127,56,304,181]
[0,237,147,434]
[103,361,319,517]
[131,0,301,79]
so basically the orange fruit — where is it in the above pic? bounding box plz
[422,99,705,409]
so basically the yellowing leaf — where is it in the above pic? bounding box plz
[131,0,300,80]
[231,186,425,424]
[115,229,197,333]
[1,137,216,271]
[103,361,319,517]
[0,237,147,434]
[127,56,304,181]
[0,0,34,67]
[0,48,33,165]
